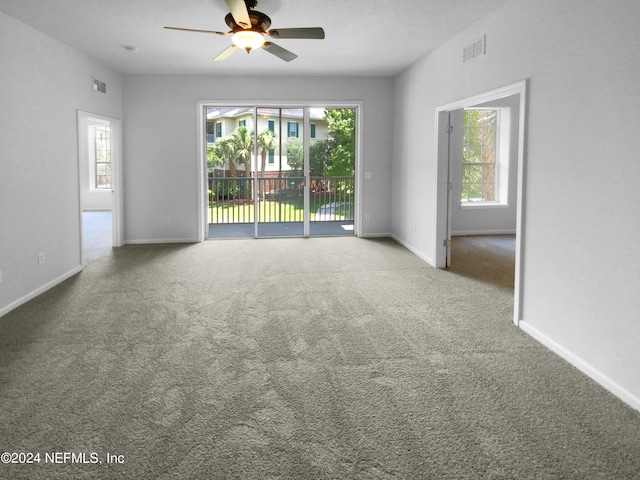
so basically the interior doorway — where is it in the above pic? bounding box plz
[448,234,516,290]
[77,111,123,264]
[435,81,527,324]
[82,211,112,265]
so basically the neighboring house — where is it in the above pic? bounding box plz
[206,107,328,176]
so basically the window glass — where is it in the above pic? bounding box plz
[95,126,111,189]
[287,121,298,138]
[462,109,498,203]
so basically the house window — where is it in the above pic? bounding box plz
[268,149,275,165]
[239,120,246,128]
[95,126,111,189]
[206,123,215,144]
[215,121,222,139]
[461,109,508,204]
[268,119,275,132]
[310,123,316,139]
[287,121,298,138]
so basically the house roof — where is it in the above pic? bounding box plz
[0,0,511,77]
[207,107,326,120]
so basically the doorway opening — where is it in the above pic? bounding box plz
[199,104,358,239]
[77,111,123,265]
[448,234,516,290]
[435,81,527,324]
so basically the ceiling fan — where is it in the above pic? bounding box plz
[164,0,325,62]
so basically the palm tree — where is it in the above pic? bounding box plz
[232,126,254,200]
[206,144,224,176]
[257,128,278,200]
[212,137,239,199]
[212,138,237,176]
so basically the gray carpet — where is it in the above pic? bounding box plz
[1,237,639,479]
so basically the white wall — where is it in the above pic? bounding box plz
[122,75,393,242]
[0,12,122,315]
[392,0,640,409]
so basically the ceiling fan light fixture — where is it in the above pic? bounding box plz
[232,30,265,52]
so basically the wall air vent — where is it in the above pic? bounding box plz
[92,77,107,94]
[463,35,486,63]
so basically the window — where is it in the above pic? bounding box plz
[461,109,508,204]
[206,123,215,144]
[215,121,222,139]
[310,123,316,139]
[287,121,298,138]
[95,126,111,189]
[239,119,246,128]
[267,119,275,164]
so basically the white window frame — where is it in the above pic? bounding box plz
[92,124,112,190]
[461,107,510,208]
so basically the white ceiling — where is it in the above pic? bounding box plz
[0,0,510,76]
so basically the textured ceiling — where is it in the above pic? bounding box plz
[0,0,510,76]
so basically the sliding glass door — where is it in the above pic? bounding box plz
[256,107,305,237]
[309,107,356,236]
[205,105,356,239]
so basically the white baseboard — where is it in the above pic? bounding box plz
[125,238,199,245]
[519,320,640,412]
[390,235,435,267]
[359,232,392,239]
[0,266,83,318]
[451,229,517,236]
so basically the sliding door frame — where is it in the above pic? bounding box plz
[196,100,362,241]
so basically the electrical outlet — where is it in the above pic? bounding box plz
[38,252,45,265]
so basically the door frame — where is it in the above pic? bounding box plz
[434,80,527,325]
[76,111,124,263]
[196,101,362,241]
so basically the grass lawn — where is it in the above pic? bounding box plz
[209,199,354,223]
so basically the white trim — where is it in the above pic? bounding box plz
[0,267,82,318]
[196,100,363,240]
[196,105,206,242]
[451,229,516,236]
[360,232,392,239]
[77,111,124,250]
[303,108,310,237]
[519,321,640,412]
[460,203,510,209]
[125,238,199,245]
[391,234,435,266]
[434,80,527,326]
[437,81,527,111]
[458,202,511,210]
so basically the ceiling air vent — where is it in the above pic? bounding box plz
[463,35,485,63]
[92,77,107,94]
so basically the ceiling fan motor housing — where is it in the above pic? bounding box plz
[225,11,271,33]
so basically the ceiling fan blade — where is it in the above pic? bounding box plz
[213,44,239,61]
[164,26,229,35]
[262,42,297,62]
[225,0,252,29]
[268,27,325,40]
